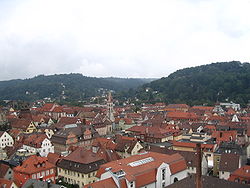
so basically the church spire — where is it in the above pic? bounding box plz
[106,91,115,122]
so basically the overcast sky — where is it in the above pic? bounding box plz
[0,0,250,81]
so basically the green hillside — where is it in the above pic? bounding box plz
[0,74,152,102]
[136,61,250,105]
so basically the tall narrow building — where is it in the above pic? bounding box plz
[106,92,115,122]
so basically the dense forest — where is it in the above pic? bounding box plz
[1,61,250,106]
[135,61,250,106]
[0,74,152,102]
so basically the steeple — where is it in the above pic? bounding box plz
[106,92,115,122]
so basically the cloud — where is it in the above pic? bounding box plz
[0,0,250,80]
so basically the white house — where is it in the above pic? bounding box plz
[22,134,54,157]
[85,152,188,188]
[0,131,14,148]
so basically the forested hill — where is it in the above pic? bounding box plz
[136,61,250,105]
[0,74,152,101]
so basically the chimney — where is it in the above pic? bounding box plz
[196,143,202,188]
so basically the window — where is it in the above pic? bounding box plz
[50,169,54,174]
[162,169,166,180]
[162,182,165,188]
[32,174,36,179]
[130,181,134,188]
[174,177,178,182]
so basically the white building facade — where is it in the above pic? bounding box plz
[0,131,14,148]
[23,138,54,157]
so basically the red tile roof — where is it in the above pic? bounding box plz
[96,152,187,184]
[166,104,189,109]
[62,107,75,114]
[58,117,81,124]
[229,165,250,183]
[191,106,213,111]
[10,119,33,130]
[84,177,118,188]
[23,134,48,148]
[126,113,142,119]
[167,112,199,120]
[92,137,117,150]
[126,125,179,138]
[136,169,156,187]
[211,130,237,143]
[64,147,103,164]
[172,141,215,151]
[14,155,55,174]
[41,103,56,112]
[52,106,64,113]
[47,152,62,165]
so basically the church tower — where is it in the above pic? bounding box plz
[106,92,115,122]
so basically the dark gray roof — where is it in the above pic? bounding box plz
[166,174,249,188]
[57,158,105,174]
[22,179,65,188]
[215,142,243,155]
[51,124,99,145]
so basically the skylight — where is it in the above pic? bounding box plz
[128,157,154,167]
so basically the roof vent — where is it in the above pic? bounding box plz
[105,167,112,171]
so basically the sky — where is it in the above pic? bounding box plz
[0,0,250,81]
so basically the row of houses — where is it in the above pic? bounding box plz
[1,99,250,187]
